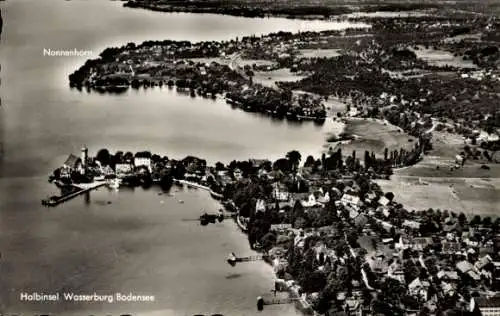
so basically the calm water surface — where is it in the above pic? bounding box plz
[0,0,367,314]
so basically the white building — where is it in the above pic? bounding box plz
[115,163,134,178]
[340,193,362,211]
[300,194,317,208]
[134,157,152,172]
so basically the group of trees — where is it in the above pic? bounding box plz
[226,85,326,121]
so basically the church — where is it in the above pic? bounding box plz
[60,145,88,179]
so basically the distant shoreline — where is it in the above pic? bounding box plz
[122,0,441,21]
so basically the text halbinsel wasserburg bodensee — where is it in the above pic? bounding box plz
[19,292,156,303]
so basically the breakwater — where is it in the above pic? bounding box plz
[41,181,106,207]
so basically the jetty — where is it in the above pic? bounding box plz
[41,181,106,207]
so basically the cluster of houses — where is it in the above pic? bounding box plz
[216,158,500,315]
[54,144,500,315]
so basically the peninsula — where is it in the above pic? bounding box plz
[63,3,500,316]
[47,144,500,316]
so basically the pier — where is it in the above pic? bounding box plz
[41,181,106,207]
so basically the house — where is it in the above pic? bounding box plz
[317,192,330,204]
[368,257,389,275]
[301,194,318,208]
[134,157,152,172]
[377,206,391,218]
[437,270,460,282]
[378,196,390,206]
[408,278,430,301]
[63,154,82,171]
[233,168,243,180]
[455,154,464,165]
[349,209,359,220]
[249,159,270,169]
[294,232,306,249]
[456,260,481,281]
[440,281,456,296]
[255,199,266,213]
[100,165,115,176]
[470,295,500,316]
[115,163,134,178]
[271,183,290,201]
[382,238,394,244]
[442,242,462,255]
[475,255,493,271]
[456,260,475,274]
[354,214,368,228]
[396,236,432,251]
[365,192,377,203]
[344,298,363,316]
[270,223,293,232]
[402,219,421,230]
[340,193,362,211]
[61,154,83,178]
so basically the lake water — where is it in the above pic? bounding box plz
[0,0,367,314]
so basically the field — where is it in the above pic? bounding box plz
[377,130,500,217]
[377,176,500,217]
[252,68,306,89]
[410,45,477,69]
[297,49,342,58]
[324,97,348,114]
[395,131,500,178]
[332,118,417,158]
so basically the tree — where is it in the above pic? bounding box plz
[124,151,134,163]
[304,155,316,168]
[273,158,291,173]
[470,215,482,227]
[385,192,395,202]
[483,216,492,227]
[96,148,111,166]
[113,151,124,164]
[286,150,302,171]
[493,218,500,232]
[458,212,467,226]
[215,161,225,171]
[260,232,277,251]
[301,270,327,293]
[364,150,371,169]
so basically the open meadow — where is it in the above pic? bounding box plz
[252,68,307,89]
[378,130,500,216]
[331,118,417,158]
[377,176,500,217]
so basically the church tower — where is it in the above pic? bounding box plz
[81,145,88,175]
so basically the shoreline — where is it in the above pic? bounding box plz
[175,179,315,314]
[229,206,315,315]
[173,179,224,199]
[122,1,441,22]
